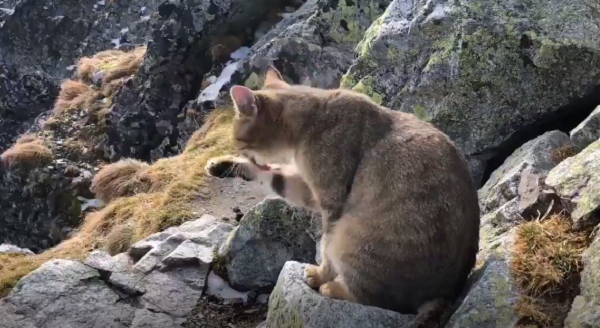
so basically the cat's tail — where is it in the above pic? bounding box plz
[403,299,453,328]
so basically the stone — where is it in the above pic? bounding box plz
[445,256,520,328]
[131,309,186,328]
[342,0,600,184]
[84,250,130,273]
[570,105,600,152]
[264,261,415,328]
[564,233,600,327]
[0,243,34,255]
[221,198,317,291]
[0,259,135,328]
[479,131,571,214]
[546,139,600,230]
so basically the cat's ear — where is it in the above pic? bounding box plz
[230,85,259,117]
[264,65,290,89]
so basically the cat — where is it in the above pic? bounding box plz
[205,66,480,327]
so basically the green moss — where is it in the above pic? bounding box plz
[266,282,305,328]
[244,72,261,90]
[351,76,383,105]
[323,0,387,44]
[413,105,431,121]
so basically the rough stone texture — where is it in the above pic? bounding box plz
[564,233,600,328]
[570,105,600,152]
[221,197,317,291]
[479,131,570,215]
[264,261,415,328]
[546,139,600,230]
[0,215,236,328]
[0,156,96,252]
[0,259,135,328]
[237,0,392,91]
[445,256,519,328]
[342,0,600,184]
[104,0,294,162]
[0,243,34,255]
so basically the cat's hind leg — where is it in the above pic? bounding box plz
[319,275,357,302]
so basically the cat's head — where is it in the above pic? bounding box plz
[228,65,299,168]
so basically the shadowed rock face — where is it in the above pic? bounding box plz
[341,0,600,185]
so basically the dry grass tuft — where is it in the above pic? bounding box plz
[1,138,53,169]
[76,47,146,85]
[91,159,156,204]
[0,108,235,296]
[550,144,577,165]
[511,213,591,327]
[54,80,101,116]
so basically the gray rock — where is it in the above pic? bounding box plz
[445,256,520,328]
[139,267,205,317]
[222,198,317,291]
[570,106,600,152]
[84,250,130,273]
[131,309,186,328]
[264,261,415,328]
[0,243,34,255]
[0,259,135,328]
[546,139,600,230]
[479,131,571,214]
[564,234,600,327]
[342,0,600,184]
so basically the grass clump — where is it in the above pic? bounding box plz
[91,159,156,203]
[0,108,236,297]
[0,136,53,169]
[54,80,101,116]
[76,47,146,85]
[550,144,577,165]
[511,213,591,327]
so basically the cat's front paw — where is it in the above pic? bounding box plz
[205,155,241,179]
[304,264,324,289]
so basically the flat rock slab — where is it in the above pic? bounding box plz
[264,261,415,328]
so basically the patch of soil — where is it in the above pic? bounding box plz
[183,295,268,328]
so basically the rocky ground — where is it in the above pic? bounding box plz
[1,0,600,327]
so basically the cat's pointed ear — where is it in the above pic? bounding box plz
[230,85,259,117]
[264,65,289,89]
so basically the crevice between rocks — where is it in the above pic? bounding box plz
[477,86,600,187]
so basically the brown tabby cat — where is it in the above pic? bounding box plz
[205,66,480,327]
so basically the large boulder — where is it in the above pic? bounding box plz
[341,0,600,184]
[0,214,235,328]
[237,0,392,91]
[220,198,317,291]
[264,261,415,328]
[0,243,34,255]
[564,233,600,328]
[546,139,600,230]
[445,256,520,328]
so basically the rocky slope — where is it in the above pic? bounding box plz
[1,0,600,327]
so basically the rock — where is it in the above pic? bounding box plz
[564,234,600,328]
[264,261,415,328]
[0,215,238,327]
[221,198,317,291]
[342,0,600,184]
[237,0,392,91]
[570,105,600,152]
[0,243,34,255]
[445,256,520,328]
[546,139,600,230]
[0,259,135,328]
[479,131,571,215]
[104,0,297,162]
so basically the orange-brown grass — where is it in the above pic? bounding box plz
[76,47,146,84]
[90,158,156,203]
[550,144,577,165]
[511,214,591,327]
[0,108,235,297]
[0,138,53,169]
[53,80,101,116]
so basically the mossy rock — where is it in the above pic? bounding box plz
[545,139,600,230]
[343,0,600,180]
[221,198,317,291]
